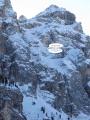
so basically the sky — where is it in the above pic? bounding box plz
[11,0,90,35]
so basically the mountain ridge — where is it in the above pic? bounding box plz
[0,0,90,120]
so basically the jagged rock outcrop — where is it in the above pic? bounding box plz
[0,0,90,119]
[0,86,26,120]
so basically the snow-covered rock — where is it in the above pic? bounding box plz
[0,0,90,120]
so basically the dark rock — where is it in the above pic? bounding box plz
[0,86,26,120]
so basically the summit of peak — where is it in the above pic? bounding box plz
[36,4,75,25]
[36,4,66,17]
[45,4,66,12]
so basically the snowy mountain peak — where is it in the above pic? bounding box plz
[36,4,76,25]
[0,1,90,120]
[44,4,66,12]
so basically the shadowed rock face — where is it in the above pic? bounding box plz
[0,0,90,118]
[0,0,16,18]
[0,86,26,120]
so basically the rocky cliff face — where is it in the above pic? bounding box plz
[0,0,90,120]
[0,86,26,120]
